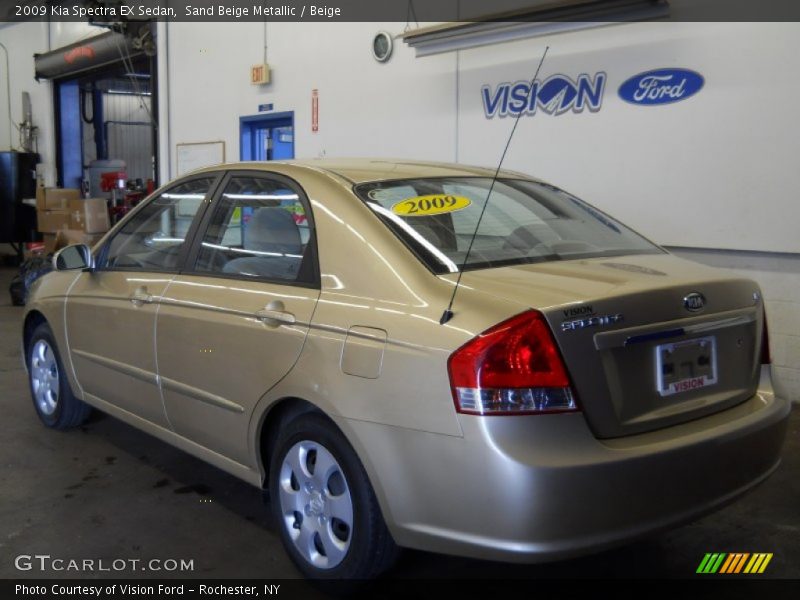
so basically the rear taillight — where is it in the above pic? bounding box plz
[447,310,578,415]
[761,309,771,365]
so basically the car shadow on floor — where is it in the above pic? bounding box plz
[82,410,276,533]
[82,410,716,580]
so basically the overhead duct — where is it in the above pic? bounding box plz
[34,31,145,80]
[402,0,670,57]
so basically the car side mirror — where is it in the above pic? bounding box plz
[53,244,94,271]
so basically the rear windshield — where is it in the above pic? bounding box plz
[354,177,663,275]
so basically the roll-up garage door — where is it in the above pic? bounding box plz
[34,31,144,80]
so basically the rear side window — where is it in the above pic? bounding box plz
[193,175,316,285]
[100,177,214,271]
[354,177,662,274]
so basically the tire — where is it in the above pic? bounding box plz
[27,322,91,430]
[269,412,398,580]
[9,274,25,306]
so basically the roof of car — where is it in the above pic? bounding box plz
[190,158,535,184]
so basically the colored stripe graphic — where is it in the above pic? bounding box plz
[719,554,735,573]
[696,553,713,573]
[697,553,727,573]
[698,553,773,574]
[759,554,773,573]
[733,553,750,573]
[744,553,773,574]
[720,553,749,573]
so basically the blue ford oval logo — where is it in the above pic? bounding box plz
[684,292,706,312]
[618,68,704,106]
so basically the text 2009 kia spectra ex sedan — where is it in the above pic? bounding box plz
[24,159,789,578]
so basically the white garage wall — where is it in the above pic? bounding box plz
[0,21,55,180]
[163,21,457,176]
[457,22,800,254]
[0,21,96,182]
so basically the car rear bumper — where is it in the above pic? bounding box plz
[338,369,791,563]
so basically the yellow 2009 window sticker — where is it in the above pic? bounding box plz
[391,195,472,217]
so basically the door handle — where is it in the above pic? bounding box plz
[130,286,153,307]
[255,300,296,326]
[256,310,296,324]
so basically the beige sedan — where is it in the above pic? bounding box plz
[24,160,789,578]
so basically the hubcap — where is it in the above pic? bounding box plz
[278,440,354,569]
[30,340,59,416]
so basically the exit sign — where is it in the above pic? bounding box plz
[250,63,270,85]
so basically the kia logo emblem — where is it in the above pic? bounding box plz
[684,292,705,312]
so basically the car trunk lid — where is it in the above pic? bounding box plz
[451,254,765,438]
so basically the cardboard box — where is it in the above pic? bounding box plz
[55,229,105,249]
[68,198,110,233]
[36,187,81,211]
[41,230,103,255]
[37,209,70,233]
[42,234,58,255]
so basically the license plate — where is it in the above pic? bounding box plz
[655,336,718,397]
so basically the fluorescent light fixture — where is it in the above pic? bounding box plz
[402,0,670,57]
[106,89,152,96]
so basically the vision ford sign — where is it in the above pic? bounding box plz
[481,73,606,118]
[618,68,704,105]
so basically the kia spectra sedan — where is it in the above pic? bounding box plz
[23,159,789,579]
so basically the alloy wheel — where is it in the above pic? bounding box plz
[30,340,59,416]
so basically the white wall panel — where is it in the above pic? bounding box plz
[165,22,457,177]
[457,22,800,253]
[0,21,55,182]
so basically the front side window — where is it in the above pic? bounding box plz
[193,175,315,284]
[354,177,663,274]
[100,177,215,271]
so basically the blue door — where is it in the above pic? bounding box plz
[56,79,84,189]
[240,112,294,161]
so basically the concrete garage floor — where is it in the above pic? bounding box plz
[0,267,797,581]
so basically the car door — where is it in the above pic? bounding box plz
[156,172,321,464]
[65,175,220,427]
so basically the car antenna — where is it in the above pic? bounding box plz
[440,46,550,325]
